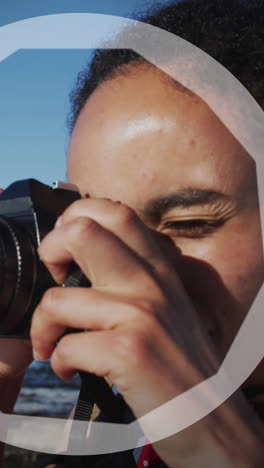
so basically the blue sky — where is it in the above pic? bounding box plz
[0,0,175,189]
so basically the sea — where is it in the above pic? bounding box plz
[13,360,81,418]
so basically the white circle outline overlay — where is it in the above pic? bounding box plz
[0,13,263,455]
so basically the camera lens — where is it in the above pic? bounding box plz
[0,216,55,337]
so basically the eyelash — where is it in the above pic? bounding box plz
[161,219,224,238]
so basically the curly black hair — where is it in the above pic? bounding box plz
[67,0,264,133]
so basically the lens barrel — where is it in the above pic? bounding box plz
[0,216,54,336]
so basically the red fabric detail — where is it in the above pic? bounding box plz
[137,441,161,467]
[136,401,264,467]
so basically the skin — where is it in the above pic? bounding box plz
[66,66,264,363]
[1,66,264,466]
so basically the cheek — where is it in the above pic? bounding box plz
[167,219,264,358]
[220,248,264,309]
[204,231,264,310]
[174,225,264,314]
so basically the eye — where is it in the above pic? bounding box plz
[160,219,224,238]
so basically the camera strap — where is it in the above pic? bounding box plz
[68,371,126,452]
[64,268,127,450]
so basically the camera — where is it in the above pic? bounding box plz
[0,178,89,338]
[0,179,127,422]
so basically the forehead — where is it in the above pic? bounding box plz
[67,67,254,207]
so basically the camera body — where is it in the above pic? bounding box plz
[0,179,127,422]
[0,179,82,338]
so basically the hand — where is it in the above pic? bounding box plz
[30,198,263,467]
[31,198,217,412]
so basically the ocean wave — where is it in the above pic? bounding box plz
[14,360,81,417]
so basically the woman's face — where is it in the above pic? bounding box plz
[67,66,264,373]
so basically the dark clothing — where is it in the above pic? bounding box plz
[34,446,168,467]
[34,388,264,468]
[35,449,142,467]
[34,394,168,468]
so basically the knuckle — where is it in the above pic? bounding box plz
[137,273,167,304]
[112,329,150,368]
[61,199,83,220]
[134,298,156,317]
[140,271,167,307]
[40,287,60,315]
[115,204,137,227]
[122,302,160,335]
[67,216,99,240]
[125,300,155,322]
[124,303,144,324]
[55,335,72,362]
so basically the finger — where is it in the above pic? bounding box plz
[50,326,171,411]
[56,198,165,268]
[38,216,156,291]
[49,327,156,389]
[50,330,117,381]
[30,287,141,360]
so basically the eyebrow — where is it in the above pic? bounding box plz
[142,189,232,221]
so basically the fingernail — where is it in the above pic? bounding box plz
[85,193,90,198]
[33,349,43,361]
